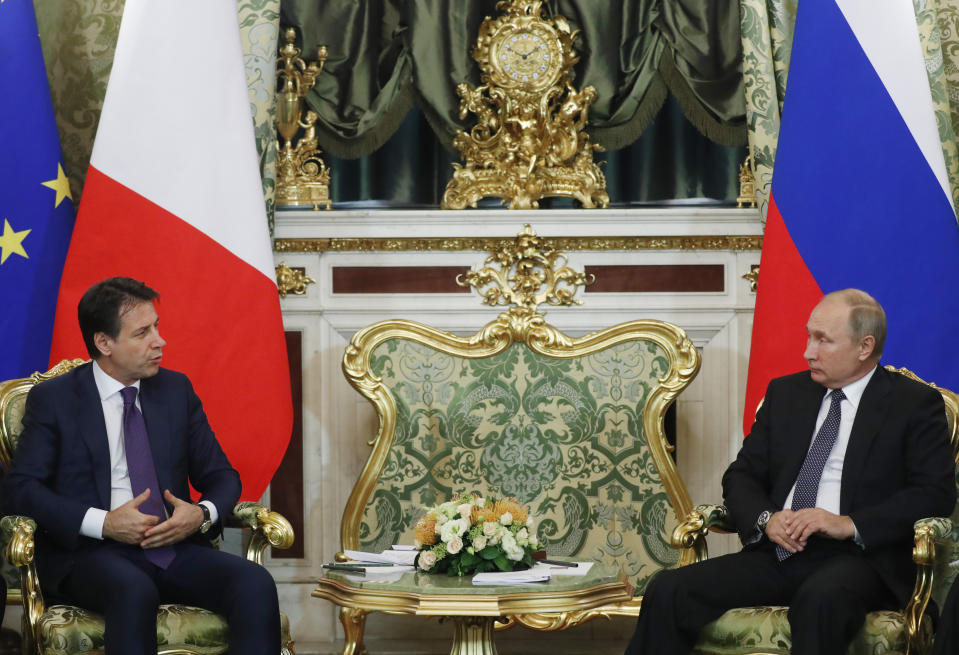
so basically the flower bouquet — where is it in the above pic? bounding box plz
[413,495,540,576]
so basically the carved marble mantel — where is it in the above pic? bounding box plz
[269,207,763,653]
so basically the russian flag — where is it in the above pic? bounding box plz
[49,1,292,501]
[744,0,959,433]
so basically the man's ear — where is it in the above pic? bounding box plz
[858,335,876,361]
[93,332,112,358]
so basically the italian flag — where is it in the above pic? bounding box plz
[49,0,292,501]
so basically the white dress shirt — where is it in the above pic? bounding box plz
[79,360,218,539]
[783,365,876,513]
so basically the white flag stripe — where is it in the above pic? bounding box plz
[836,0,954,211]
[90,0,275,280]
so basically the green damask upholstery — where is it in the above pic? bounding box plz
[358,339,685,592]
[693,607,911,655]
[33,605,293,655]
[0,361,296,655]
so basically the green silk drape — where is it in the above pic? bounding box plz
[282,0,747,159]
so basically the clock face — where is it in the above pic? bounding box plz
[489,25,561,91]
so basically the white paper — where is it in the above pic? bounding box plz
[343,549,418,566]
[391,544,418,551]
[530,561,593,577]
[472,570,551,585]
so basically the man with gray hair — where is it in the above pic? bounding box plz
[625,289,956,655]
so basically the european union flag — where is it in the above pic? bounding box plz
[0,0,75,380]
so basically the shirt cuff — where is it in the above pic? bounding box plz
[80,507,108,540]
[199,500,219,525]
[853,521,865,548]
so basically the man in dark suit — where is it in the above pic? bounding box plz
[3,277,280,655]
[625,288,956,655]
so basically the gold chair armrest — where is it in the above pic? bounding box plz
[230,502,295,565]
[905,517,952,655]
[2,515,45,654]
[671,504,731,564]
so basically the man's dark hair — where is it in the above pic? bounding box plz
[78,277,159,358]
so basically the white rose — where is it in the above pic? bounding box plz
[505,545,524,561]
[483,521,498,537]
[529,533,539,548]
[517,527,528,542]
[447,537,463,554]
[526,516,534,529]
[473,535,488,551]
[501,532,517,552]
[419,551,437,570]
[440,518,469,543]
[500,512,513,525]
[436,514,448,526]
[457,503,473,520]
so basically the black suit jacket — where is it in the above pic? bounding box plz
[722,366,956,605]
[3,362,241,593]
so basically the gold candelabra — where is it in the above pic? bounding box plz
[276,28,332,210]
[442,0,609,210]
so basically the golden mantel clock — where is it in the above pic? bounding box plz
[489,22,563,92]
[442,0,609,210]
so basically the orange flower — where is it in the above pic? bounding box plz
[493,497,527,524]
[414,514,437,547]
[471,505,498,525]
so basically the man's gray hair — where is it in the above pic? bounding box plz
[824,288,887,359]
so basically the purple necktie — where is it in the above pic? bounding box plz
[776,388,846,561]
[120,386,176,569]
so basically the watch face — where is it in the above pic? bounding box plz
[490,25,561,91]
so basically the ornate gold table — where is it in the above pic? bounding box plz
[313,563,630,655]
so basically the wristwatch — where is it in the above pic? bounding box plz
[196,502,212,534]
[756,510,773,534]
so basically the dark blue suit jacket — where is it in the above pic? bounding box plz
[3,362,241,593]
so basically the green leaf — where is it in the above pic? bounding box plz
[460,551,479,566]
[479,546,500,560]
[494,555,511,571]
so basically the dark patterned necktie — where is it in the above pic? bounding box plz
[776,388,846,561]
[120,386,175,568]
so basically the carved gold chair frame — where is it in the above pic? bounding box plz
[0,359,297,655]
[335,225,701,651]
[673,366,959,655]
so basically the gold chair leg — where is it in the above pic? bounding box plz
[340,607,370,655]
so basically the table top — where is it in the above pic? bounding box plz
[312,562,631,617]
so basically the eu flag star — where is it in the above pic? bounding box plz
[0,219,31,265]
[41,163,73,208]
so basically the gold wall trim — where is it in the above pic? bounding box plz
[273,235,763,253]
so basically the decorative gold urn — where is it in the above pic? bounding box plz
[736,154,757,209]
[442,0,609,210]
[276,28,332,211]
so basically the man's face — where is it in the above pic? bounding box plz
[95,300,166,385]
[803,297,874,389]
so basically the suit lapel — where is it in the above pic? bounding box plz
[75,364,112,509]
[840,367,892,512]
[777,375,827,503]
[138,375,172,507]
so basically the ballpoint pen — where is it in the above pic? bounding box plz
[540,559,579,567]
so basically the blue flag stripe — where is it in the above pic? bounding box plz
[772,0,959,390]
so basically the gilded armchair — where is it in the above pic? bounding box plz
[332,226,701,654]
[672,366,959,655]
[0,358,297,655]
